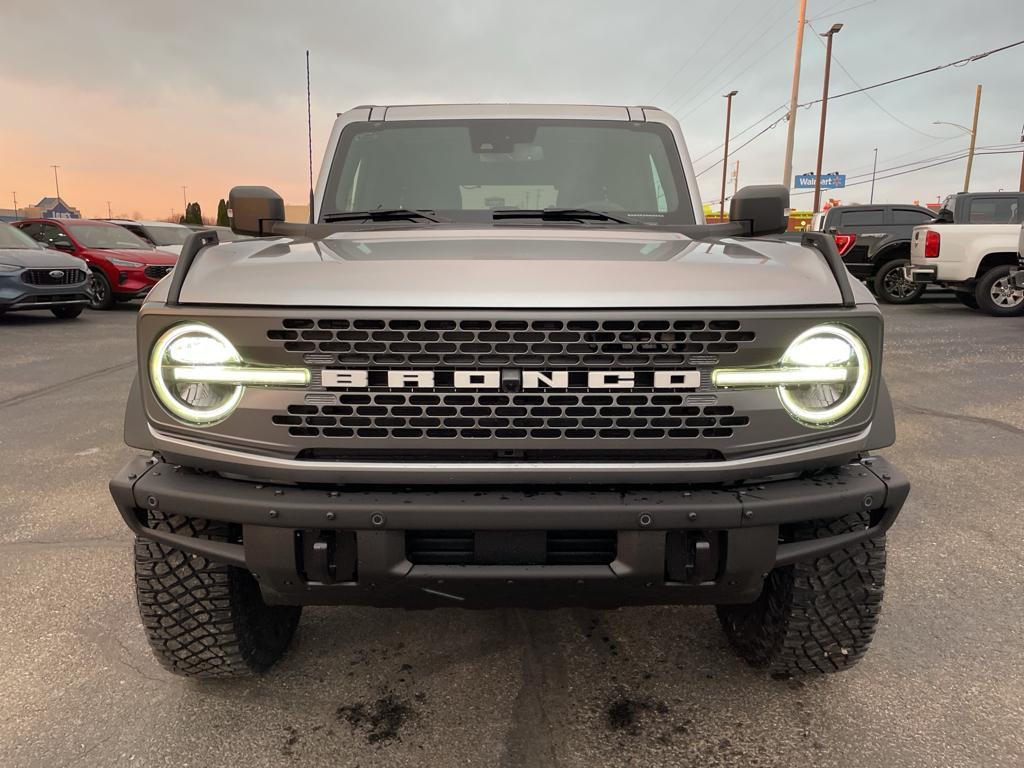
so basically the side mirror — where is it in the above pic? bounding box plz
[228,186,285,237]
[934,208,954,224]
[729,185,789,236]
[51,241,74,252]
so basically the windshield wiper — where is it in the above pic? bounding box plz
[492,208,635,225]
[323,208,445,223]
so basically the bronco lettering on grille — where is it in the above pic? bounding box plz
[321,369,700,390]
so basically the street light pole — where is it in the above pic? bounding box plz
[719,90,738,221]
[869,147,878,204]
[781,0,808,188]
[181,186,188,214]
[812,24,842,214]
[50,165,61,202]
[963,84,982,193]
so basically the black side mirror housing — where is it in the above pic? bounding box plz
[729,184,790,236]
[934,208,954,224]
[228,186,285,236]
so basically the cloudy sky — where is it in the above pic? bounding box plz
[3,0,1022,219]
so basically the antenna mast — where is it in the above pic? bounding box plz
[306,50,314,224]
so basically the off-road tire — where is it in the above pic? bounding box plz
[134,510,301,678]
[50,305,83,319]
[716,511,886,677]
[974,265,1024,317]
[873,259,923,304]
[89,269,114,310]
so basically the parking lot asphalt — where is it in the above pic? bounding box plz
[1,296,1022,768]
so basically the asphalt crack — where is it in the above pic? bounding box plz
[895,399,1024,438]
[0,359,135,409]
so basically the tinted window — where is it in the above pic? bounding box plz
[839,210,885,227]
[323,119,693,225]
[22,223,73,248]
[967,197,1020,224]
[891,209,934,225]
[0,222,41,249]
[65,222,151,249]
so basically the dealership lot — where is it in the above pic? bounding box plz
[1,299,1022,768]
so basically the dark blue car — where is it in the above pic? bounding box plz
[0,222,91,319]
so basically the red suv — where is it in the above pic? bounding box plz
[14,219,177,310]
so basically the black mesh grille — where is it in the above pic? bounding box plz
[21,268,86,286]
[272,393,750,440]
[144,265,173,280]
[405,530,616,565]
[268,317,756,368]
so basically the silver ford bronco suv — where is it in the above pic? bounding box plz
[110,104,908,678]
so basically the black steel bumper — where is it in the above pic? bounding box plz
[110,454,908,609]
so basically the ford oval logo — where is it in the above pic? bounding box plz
[48,270,64,278]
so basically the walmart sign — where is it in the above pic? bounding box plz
[794,172,846,189]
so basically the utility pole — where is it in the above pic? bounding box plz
[107,201,112,218]
[963,84,982,192]
[869,148,878,204]
[732,160,740,196]
[781,0,808,188]
[50,165,61,202]
[812,24,843,214]
[1018,121,1024,193]
[12,192,17,218]
[720,90,738,221]
[181,186,188,213]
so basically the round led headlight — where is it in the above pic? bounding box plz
[777,324,870,425]
[150,323,244,424]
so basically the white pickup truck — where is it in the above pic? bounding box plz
[906,191,1024,316]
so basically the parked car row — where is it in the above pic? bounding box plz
[785,192,1024,316]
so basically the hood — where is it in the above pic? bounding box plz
[0,247,87,270]
[86,248,177,265]
[169,227,849,308]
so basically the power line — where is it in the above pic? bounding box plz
[647,0,753,104]
[690,104,787,164]
[789,148,1024,194]
[664,0,792,114]
[688,37,1024,173]
[804,37,1024,108]
[808,0,877,22]
[806,21,946,138]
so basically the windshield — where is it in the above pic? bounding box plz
[0,222,41,249]
[321,119,694,226]
[67,222,151,250]
[143,225,190,246]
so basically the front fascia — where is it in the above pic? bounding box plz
[135,303,885,483]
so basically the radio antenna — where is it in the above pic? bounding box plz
[306,50,314,224]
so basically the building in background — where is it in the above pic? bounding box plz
[0,208,19,223]
[19,197,82,220]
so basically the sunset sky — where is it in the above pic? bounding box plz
[3,0,1023,220]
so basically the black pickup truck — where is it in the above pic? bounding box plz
[786,205,937,304]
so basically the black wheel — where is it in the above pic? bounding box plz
[50,305,83,319]
[134,510,301,678]
[873,259,924,304]
[89,270,114,310]
[717,511,886,677]
[954,292,979,309]
[974,265,1024,317]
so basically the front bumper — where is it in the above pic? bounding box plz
[0,275,90,311]
[110,453,909,608]
[903,264,938,285]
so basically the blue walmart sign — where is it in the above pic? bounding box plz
[794,172,846,189]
